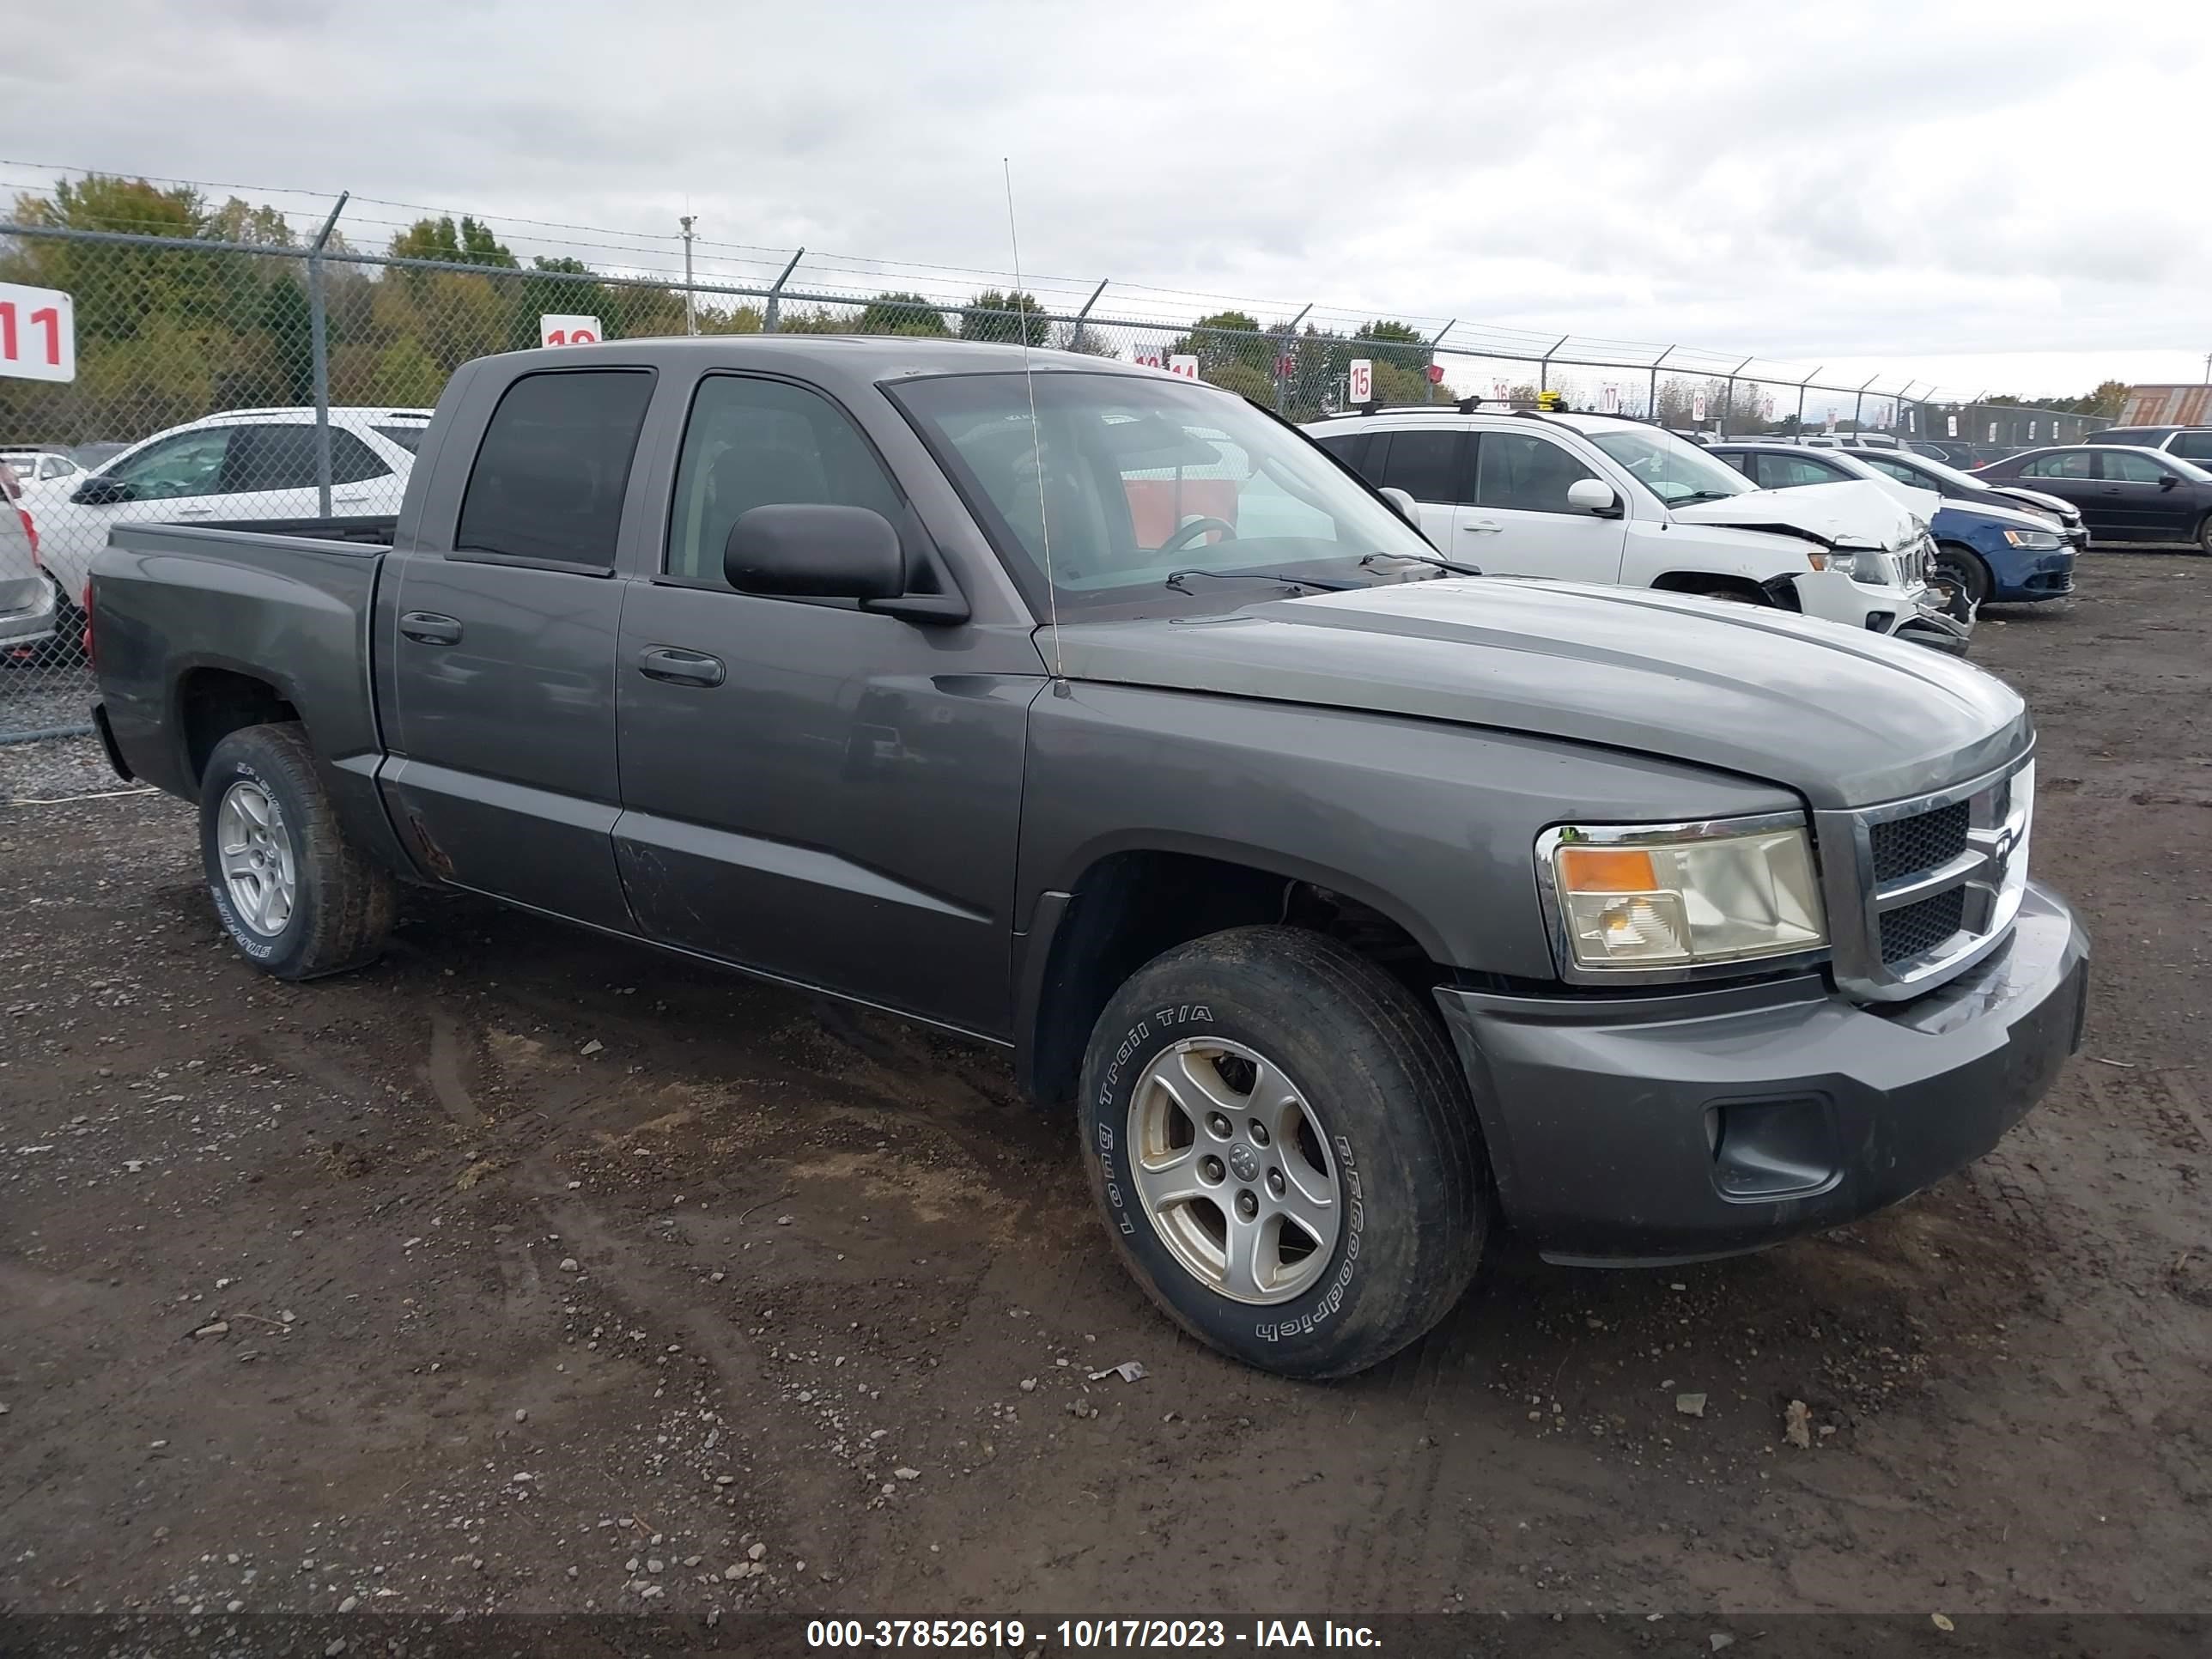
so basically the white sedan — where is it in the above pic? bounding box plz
[22,406,431,605]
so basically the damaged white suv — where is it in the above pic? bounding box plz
[1306,407,1966,652]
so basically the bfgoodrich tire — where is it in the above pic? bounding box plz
[1078,926,1489,1379]
[199,722,396,981]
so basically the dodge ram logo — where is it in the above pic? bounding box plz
[1228,1141,1261,1182]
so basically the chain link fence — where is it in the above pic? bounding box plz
[0,194,2111,741]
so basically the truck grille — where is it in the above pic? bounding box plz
[1869,801,1968,883]
[1816,756,2034,1002]
[1880,886,1967,963]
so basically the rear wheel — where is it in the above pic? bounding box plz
[1078,926,1489,1379]
[2197,513,2212,556]
[199,722,395,980]
[1930,543,1990,620]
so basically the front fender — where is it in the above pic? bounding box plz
[1015,681,1803,983]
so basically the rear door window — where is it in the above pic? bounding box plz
[1373,428,1468,504]
[223,426,391,491]
[2168,432,2212,464]
[106,428,237,500]
[2022,451,2094,479]
[373,423,428,454]
[455,369,655,570]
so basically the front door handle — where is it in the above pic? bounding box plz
[1462,519,1504,534]
[637,646,726,688]
[399,611,463,646]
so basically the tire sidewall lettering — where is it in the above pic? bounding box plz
[1091,1009,1363,1347]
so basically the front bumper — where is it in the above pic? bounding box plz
[1433,881,2088,1266]
[1991,548,2076,604]
[1795,568,1969,652]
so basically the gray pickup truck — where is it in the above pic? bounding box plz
[89,337,2088,1378]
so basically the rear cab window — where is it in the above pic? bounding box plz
[453,369,655,571]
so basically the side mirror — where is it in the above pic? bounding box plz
[1377,485,1420,525]
[72,477,132,506]
[1567,478,1622,518]
[725,504,904,601]
[2158,472,2179,490]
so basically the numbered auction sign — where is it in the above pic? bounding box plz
[1133,347,1164,369]
[1692,392,1708,422]
[540,313,603,347]
[0,283,76,383]
[1167,354,1200,380]
[1348,358,1373,403]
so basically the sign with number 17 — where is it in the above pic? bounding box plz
[0,283,76,383]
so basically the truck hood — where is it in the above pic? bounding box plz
[1671,479,1929,550]
[1049,578,2027,811]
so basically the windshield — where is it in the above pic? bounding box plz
[891,371,1433,613]
[1582,425,1757,505]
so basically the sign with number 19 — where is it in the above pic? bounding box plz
[0,283,76,383]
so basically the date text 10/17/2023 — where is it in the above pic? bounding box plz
[805,1620,1383,1650]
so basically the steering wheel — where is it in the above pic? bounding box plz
[1157,516,1239,555]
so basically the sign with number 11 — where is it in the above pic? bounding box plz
[0,283,76,383]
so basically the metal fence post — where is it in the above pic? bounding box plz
[1852,373,1879,433]
[1539,334,1568,394]
[307,191,349,517]
[1650,347,1674,422]
[680,216,698,336]
[1069,279,1109,355]
[763,246,805,333]
[1795,366,1822,432]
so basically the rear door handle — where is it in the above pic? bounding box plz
[636,646,726,688]
[1462,519,1504,533]
[399,611,463,646]
[173,507,215,518]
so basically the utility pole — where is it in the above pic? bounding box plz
[679,216,698,336]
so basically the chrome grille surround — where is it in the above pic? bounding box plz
[1814,751,2034,1003]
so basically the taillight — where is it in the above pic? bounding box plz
[82,580,94,662]
[17,507,39,564]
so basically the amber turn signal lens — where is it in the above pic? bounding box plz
[1555,847,1658,894]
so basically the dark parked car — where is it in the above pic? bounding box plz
[1976,446,2212,550]
[1845,447,2088,552]
[2081,425,2212,470]
[1708,442,2076,615]
[85,336,2087,1379]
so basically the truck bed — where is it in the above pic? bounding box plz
[93,520,395,811]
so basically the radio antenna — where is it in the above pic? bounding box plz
[1004,158,1064,679]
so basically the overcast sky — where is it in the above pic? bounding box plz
[8,0,2208,402]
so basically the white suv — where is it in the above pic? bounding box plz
[21,405,432,604]
[1304,409,1965,651]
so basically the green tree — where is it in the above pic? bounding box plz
[389,216,516,268]
[511,255,612,351]
[1170,309,1270,379]
[857,292,949,336]
[959,289,1048,346]
[1354,319,1431,376]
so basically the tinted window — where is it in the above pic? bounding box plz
[222,426,390,491]
[1861,454,1925,484]
[2021,451,2094,479]
[455,370,654,568]
[2100,450,2169,483]
[1373,428,1466,503]
[1475,432,1598,514]
[1310,432,1369,473]
[666,375,904,585]
[2169,432,2212,463]
[1753,453,1856,489]
[373,423,428,454]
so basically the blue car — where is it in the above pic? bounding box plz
[1709,442,2076,617]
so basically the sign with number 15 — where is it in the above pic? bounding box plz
[0,283,76,383]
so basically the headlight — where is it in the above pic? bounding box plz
[1540,819,1827,974]
[1806,547,1858,575]
[2002,527,2063,550]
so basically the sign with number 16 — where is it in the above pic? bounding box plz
[0,283,76,383]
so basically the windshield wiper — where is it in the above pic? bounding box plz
[1361,550,1483,578]
[1667,489,1738,506]
[1164,568,1357,593]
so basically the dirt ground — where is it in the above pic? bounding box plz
[3,554,2208,1624]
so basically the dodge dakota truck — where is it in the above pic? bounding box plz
[88,337,2089,1378]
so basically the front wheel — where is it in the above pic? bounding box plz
[1930,543,1990,620]
[2197,513,2212,556]
[199,722,395,980]
[1078,926,1490,1379]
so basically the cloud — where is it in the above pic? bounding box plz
[9,0,2208,394]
